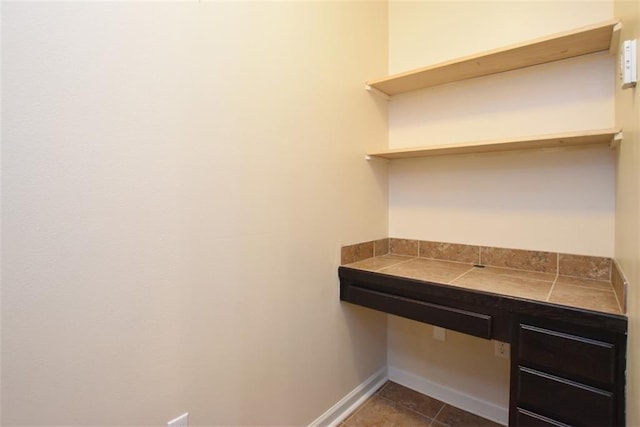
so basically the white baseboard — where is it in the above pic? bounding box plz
[308,367,388,427]
[388,366,508,426]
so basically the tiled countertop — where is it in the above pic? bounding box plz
[343,254,624,316]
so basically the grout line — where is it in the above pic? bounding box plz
[545,274,559,302]
[377,393,442,426]
[419,257,479,267]
[376,256,418,273]
[556,272,611,282]
[471,266,556,284]
[555,282,616,292]
[492,272,556,284]
[430,404,446,426]
[448,267,475,284]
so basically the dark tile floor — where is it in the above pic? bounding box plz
[341,381,503,427]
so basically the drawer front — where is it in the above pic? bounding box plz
[345,286,492,338]
[516,408,570,427]
[517,367,614,426]
[518,324,616,386]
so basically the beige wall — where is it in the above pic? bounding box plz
[387,1,615,421]
[613,1,640,426]
[388,1,616,255]
[1,2,389,425]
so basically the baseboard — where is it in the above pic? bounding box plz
[308,367,388,427]
[388,366,509,426]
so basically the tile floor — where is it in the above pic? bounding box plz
[341,381,502,427]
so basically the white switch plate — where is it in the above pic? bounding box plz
[168,412,189,427]
[621,39,637,89]
[433,326,446,341]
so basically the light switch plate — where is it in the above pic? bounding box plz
[621,39,637,89]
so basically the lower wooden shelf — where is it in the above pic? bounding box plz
[366,128,622,160]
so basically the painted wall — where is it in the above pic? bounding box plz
[386,1,615,423]
[613,1,640,425]
[1,2,389,425]
[388,1,616,255]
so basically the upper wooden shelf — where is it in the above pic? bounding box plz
[366,129,622,160]
[367,19,621,97]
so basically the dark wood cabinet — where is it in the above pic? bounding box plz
[517,324,616,386]
[511,319,626,426]
[345,285,493,339]
[338,266,628,427]
[515,408,571,427]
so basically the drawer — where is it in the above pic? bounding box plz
[345,286,492,339]
[515,408,570,427]
[517,367,614,426]
[518,324,616,385]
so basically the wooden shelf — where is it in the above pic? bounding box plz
[367,19,621,97]
[366,129,622,160]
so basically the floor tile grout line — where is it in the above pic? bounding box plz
[376,393,441,425]
[376,382,446,425]
[430,404,446,426]
[350,382,500,427]
[341,381,389,426]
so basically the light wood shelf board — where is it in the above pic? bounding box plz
[367,129,622,160]
[367,19,621,97]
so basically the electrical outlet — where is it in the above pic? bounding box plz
[494,341,510,359]
[433,326,446,342]
[168,413,189,427]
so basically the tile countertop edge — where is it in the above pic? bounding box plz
[338,265,628,337]
[340,253,626,317]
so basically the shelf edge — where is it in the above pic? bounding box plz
[366,19,621,97]
[366,129,623,160]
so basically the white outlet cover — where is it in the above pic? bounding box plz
[168,412,189,427]
[433,326,446,341]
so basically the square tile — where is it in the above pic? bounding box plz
[381,258,473,284]
[378,382,444,419]
[342,395,432,427]
[346,254,414,272]
[450,268,553,301]
[555,275,614,291]
[390,238,420,257]
[341,241,374,265]
[548,282,621,315]
[374,238,390,256]
[480,246,557,273]
[434,404,502,427]
[419,241,480,264]
[611,261,627,313]
[558,254,611,281]
[343,382,502,427]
